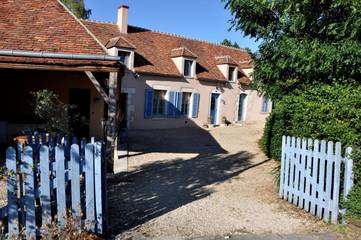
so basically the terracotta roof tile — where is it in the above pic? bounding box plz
[106,36,136,49]
[215,55,238,66]
[170,47,198,58]
[82,20,253,82]
[0,0,106,55]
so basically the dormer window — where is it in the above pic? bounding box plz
[118,50,131,67]
[184,59,194,77]
[228,66,237,81]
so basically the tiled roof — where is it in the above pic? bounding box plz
[0,0,118,67]
[82,20,253,82]
[170,47,198,58]
[215,55,238,66]
[106,36,136,49]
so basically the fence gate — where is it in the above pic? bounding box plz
[279,136,353,224]
[0,133,107,239]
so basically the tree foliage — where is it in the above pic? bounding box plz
[32,90,70,135]
[220,38,241,49]
[224,0,361,217]
[223,0,361,99]
[61,0,91,19]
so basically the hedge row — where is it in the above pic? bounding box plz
[262,84,361,217]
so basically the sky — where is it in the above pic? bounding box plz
[84,0,260,52]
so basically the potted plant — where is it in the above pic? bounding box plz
[207,116,214,128]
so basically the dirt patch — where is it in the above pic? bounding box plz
[109,123,329,239]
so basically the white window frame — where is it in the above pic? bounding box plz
[228,66,238,82]
[182,58,196,78]
[117,48,134,69]
[152,89,168,117]
[261,96,270,113]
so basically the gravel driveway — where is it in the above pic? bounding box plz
[108,124,328,239]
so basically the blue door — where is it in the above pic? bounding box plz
[210,93,220,125]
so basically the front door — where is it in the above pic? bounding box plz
[210,93,220,125]
[238,94,247,121]
[69,88,90,138]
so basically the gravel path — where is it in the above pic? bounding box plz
[108,124,328,239]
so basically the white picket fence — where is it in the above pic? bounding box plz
[279,136,354,224]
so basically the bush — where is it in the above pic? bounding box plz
[262,84,361,217]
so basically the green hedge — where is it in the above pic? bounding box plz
[262,84,361,217]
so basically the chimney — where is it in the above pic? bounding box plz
[117,5,129,34]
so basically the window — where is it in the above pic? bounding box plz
[152,90,167,116]
[118,50,131,67]
[183,59,194,77]
[228,66,236,81]
[262,96,270,113]
[181,92,192,116]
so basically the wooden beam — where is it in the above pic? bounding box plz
[105,71,120,173]
[0,62,119,72]
[85,71,110,105]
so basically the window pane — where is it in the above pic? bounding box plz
[184,60,193,76]
[228,67,235,81]
[152,90,166,116]
[181,92,191,116]
[262,96,269,112]
[118,51,130,66]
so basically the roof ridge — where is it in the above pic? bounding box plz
[149,28,248,52]
[56,0,108,52]
[81,18,117,25]
[82,20,248,53]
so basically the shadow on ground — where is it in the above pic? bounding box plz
[107,127,267,237]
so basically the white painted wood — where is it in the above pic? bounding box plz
[343,147,353,201]
[331,142,342,223]
[298,138,307,208]
[324,141,334,222]
[310,139,319,215]
[283,136,291,200]
[280,136,354,224]
[317,140,327,218]
[293,137,301,205]
[288,137,296,203]
[279,136,286,198]
[304,138,313,212]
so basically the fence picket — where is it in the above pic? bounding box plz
[2,136,106,236]
[85,143,95,232]
[279,136,286,198]
[331,142,342,223]
[288,137,296,203]
[94,142,104,233]
[324,141,334,222]
[283,136,291,200]
[40,146,52,227]
[298,138,307,208]
[280,136,353,224]
[6,147,19,236]
[317,140,327,218]
[343,147,353,201]
[24,146,36,239]
[56,146,66,227]
[71,144,81,221]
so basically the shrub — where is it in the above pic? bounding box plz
[262,83,361,217]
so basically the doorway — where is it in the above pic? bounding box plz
[68,88,90,138]
[238,93,247,121]
[210,93,220,125]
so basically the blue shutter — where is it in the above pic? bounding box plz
[175,92,183,118]
[167,91,176,118]
[192,93,200,118]
[144,89,153,118]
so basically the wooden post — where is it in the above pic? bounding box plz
[106,71,120,173]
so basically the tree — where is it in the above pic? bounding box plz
[221,38,241,49]
[223,0,361,99]
[61,0,91,19]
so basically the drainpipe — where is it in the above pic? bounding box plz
[0,50,120,61]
